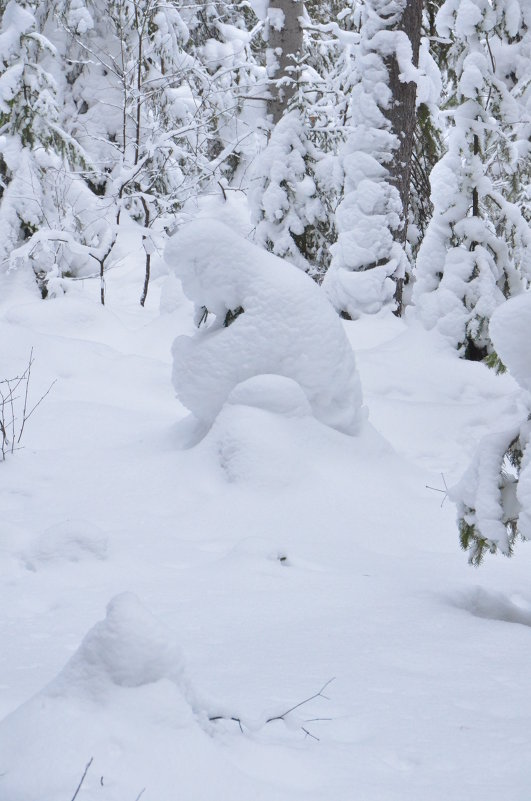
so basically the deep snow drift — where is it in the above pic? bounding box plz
[1,216,531,801]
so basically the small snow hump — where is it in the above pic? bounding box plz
[165,219,364,436]
[49,592,186,696]
[30,519,108,566]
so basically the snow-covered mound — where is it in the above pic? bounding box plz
[0,594,195,801]
[198,382,368,487]
[48,592,186,694]
[165,220,364,435]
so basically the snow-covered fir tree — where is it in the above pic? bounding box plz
[250,70,343,276]
[251,110,326,273]
[413,0,531,360]
[322,0,422,319]
[251,1,358,277]
[455,291,531,564]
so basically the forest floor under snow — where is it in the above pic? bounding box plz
[1,223,531,801]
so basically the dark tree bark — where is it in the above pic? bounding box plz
[384,0,423,314]
[386,0,423,230]
[267,0,303,123]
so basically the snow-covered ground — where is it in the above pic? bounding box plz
[1,224,531,801]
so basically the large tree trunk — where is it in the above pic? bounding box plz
[384,0,423,314]
[267,0,303,123]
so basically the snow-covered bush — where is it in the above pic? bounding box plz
[165,220,364,436]
[0,0,265,302]
[455,292,531,564]
[0,0,93,292]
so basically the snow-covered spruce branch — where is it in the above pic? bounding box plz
[0,350,56,461]
[208,678,335,740]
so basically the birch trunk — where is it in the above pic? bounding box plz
[267,0,303,123]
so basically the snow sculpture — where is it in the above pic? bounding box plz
[165,220,364,435]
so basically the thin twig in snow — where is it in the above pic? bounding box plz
[425,473,449,507]
[17,348,33,444]
[265,678,336,723]
[70,757,94,801]
[17,378,57,444]
[209,715,244,733]
[209,678,335,740]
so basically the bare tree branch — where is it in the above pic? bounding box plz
[265,678,336,723]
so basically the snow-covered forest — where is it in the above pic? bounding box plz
[1,0,531,798]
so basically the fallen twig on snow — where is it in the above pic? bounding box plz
[70,757,94,801]
[426,473,449,507]
[208,677,335,741]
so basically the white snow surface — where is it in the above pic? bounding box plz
[1,217,531,801]
[166,220,364,435]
